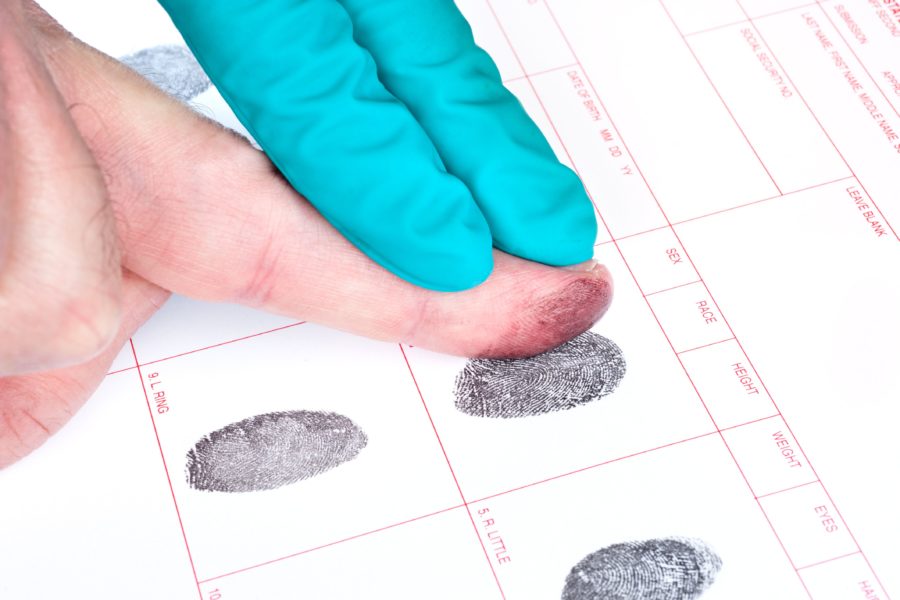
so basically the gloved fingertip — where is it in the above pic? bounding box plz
[373,238,495,292]
[494,187,598,268]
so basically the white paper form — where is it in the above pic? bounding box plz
[2,1,899,599]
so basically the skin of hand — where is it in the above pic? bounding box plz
[0,1,613,467]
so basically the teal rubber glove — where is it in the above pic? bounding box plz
[157,0,597,292]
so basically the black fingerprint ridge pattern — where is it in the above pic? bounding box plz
[185,410,367,493]
[120,45,211,101]
[454,332,626,418]
[562,537,723,600]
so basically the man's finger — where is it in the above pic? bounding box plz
[339,0,598,267]
[155,0,494,292]
[34,9,613,360]
[0,2,121,375]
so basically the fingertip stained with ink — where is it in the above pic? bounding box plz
[486,273,613,360]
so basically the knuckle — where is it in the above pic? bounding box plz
[239,235,286,308]
[50,287,121,364]
[0,281,121,373]
[234,207,290,308]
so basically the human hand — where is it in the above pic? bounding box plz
[158,0,599,291]
[0,1,612,466]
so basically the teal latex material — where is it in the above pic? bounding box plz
[157,0,597,291]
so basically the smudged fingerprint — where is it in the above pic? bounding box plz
[119,45,211,102]
[454,332,626,418]
[562,538,722,600]
[185,411,367,493]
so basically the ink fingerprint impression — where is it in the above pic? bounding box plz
[562,538,722,600]
[454,332,626,418]
[185,411,368,493]
[119,45,211,102]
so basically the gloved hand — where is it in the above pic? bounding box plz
[157,0,597,291]
[1,0,612,467]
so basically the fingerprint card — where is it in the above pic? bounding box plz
[2,1,899,599]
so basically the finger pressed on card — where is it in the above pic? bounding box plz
[32,6,614,360]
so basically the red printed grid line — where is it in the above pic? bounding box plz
[756,493,811,593]
[718,412,781,432]
[798,550,863,572]
[503,62,577,84]
[197,503,466,585]
[755,479,821,501]
[106,365,138,376]
[643,279,703,297]
[666,175,853,228]
[130,339,202,600]
[732,0,898,242]
[677,337,736,355]
[608,174,855,245]
[468,430,719,505]
[106,322,305,376]
[683,2,819,37]
[139,322,305,368]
